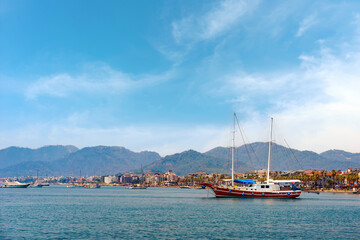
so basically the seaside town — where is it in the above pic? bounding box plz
[1,168,359,192]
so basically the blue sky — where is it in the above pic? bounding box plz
[1,0,360,155]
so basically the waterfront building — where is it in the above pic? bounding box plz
[120,174,133,184]
[147,173,163,185]
[254,169,267,177]
[189,171,207,177]
[164,170,178,182]
[104,176,117,184]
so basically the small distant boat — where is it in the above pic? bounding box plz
[4,181,30,188]
[179,186,191,189]
[29,183,43,188]
[85,183,101,189]
[30,171,43,187]
[128,185,147,189]
[67,183,84,188]
[305,190,320,194]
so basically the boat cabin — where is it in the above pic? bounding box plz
[271,180,301,191]
[231,179,301,192]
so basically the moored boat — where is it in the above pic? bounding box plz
[85,183,101,189]
[204,179,301,198]
[4,181,30,188]
[29,183,43,188]
[128,185,147,189]
[203,114,302,199]
[30,171,43,187]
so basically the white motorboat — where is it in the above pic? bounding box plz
[4,181,30,188]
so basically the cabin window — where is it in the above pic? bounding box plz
[265,185,269,188]
[261,185,265,188]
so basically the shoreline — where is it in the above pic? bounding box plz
[304,189,359,194]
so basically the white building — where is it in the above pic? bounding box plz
[164,170,178,182]
[104,175,117,184]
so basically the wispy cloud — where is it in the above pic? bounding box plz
[26,64,175,99]
[172,0,259,44]
[296,14,318,37]
[211,30,360,153]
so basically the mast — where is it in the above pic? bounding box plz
[267,117,273,184]
[232,113,235,186]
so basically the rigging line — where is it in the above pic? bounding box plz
[223,132,232,176]
[241,130,261,168]
[235,144,240,174]
[234,113,255,170]
[273,120,295,171]
[284,138,304,170]
[278,141,292,171]
[223,127,232,175]
[272,121,294,170]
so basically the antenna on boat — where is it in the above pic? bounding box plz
[232,113,236,187]
[267,117,273,184]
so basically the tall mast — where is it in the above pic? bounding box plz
[232,113,235,186]
[267,117,273,184]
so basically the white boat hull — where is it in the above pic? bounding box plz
[4,183,30,188]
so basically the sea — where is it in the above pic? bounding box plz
[0,186,359,239]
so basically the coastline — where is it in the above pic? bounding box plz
[305,189,359,194]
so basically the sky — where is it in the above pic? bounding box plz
[1,0,360,155]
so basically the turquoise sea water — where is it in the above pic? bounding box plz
[0,186,359,239]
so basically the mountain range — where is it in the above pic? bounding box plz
[0,143,359,177]
[0,146,160,177]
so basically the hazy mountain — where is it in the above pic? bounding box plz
[320,150,360,167]
[205,142,359,171]
[0,146,160,177]
[0,143,359,177]
[143,149,250,176]
[0,161,56,177]
[0,145,78,169]
[51,146,161,176]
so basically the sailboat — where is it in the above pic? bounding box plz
[203,113,302,198]
[30,171,43,188]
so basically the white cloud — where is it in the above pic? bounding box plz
[296,14,318,37]
[25,64,175,99]
[214,37,360,153]
[172,0,259,44]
